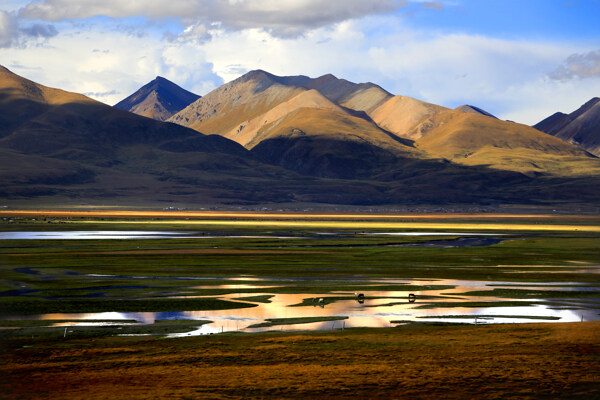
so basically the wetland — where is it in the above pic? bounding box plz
[1,211,599,398]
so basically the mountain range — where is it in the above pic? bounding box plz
[167,69,597,179]
[1,65,599,208]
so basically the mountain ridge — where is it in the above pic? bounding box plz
[166,69,599,178]
[534,98,600,156]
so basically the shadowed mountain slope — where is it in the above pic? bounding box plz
[534,98,600,156]
[114,76,200,121]
[0,66,242,163]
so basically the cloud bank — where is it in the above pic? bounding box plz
[0,9,58,47]
[18,0,404,37]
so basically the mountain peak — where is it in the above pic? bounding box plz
[455,104,497,119]
[114,76,200,121]
[242,69,275,81]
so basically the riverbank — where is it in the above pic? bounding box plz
[1,322,598,399]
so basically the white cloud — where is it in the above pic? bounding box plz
[4,3,599,125]
[0,9,58,47]
[0,10,19,47]
[197,16,598,124]
[18,0,404,37]
[1,24,221,104]
[19,22,58,38]
[548,49,600,81]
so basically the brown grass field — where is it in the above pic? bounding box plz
[3,210,600,220]
[1,322,598,399]
[3,210,600,232]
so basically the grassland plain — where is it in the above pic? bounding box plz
[0,211,599,398]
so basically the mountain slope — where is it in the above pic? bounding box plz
[0,65,324,204]
[413,109,599,176]
[168,70,424,179]
[249,107,421,179]
[367,95,446,140]
[534,98,600,156]
[113,76,200,121]
[169,70,395,138]
[168,69,600,178]
[222,89,347,147]
[0,66,244,163]
[169,70,305,135]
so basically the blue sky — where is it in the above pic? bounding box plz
[1,0,599,124]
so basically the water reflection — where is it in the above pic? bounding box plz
[9,280,597,337]
[0,231,302,240]
[2,230,507,240]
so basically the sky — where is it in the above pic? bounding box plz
[1,0,599,124]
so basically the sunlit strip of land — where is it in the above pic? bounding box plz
[1,210,599,221]
[69,219,600,232]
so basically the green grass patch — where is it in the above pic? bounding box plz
[235,295,274,303]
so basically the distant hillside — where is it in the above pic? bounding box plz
[114,76,200,121]
[412,110,597,177]
[534,98,600,156]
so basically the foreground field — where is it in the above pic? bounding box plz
[1,322,598,399]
